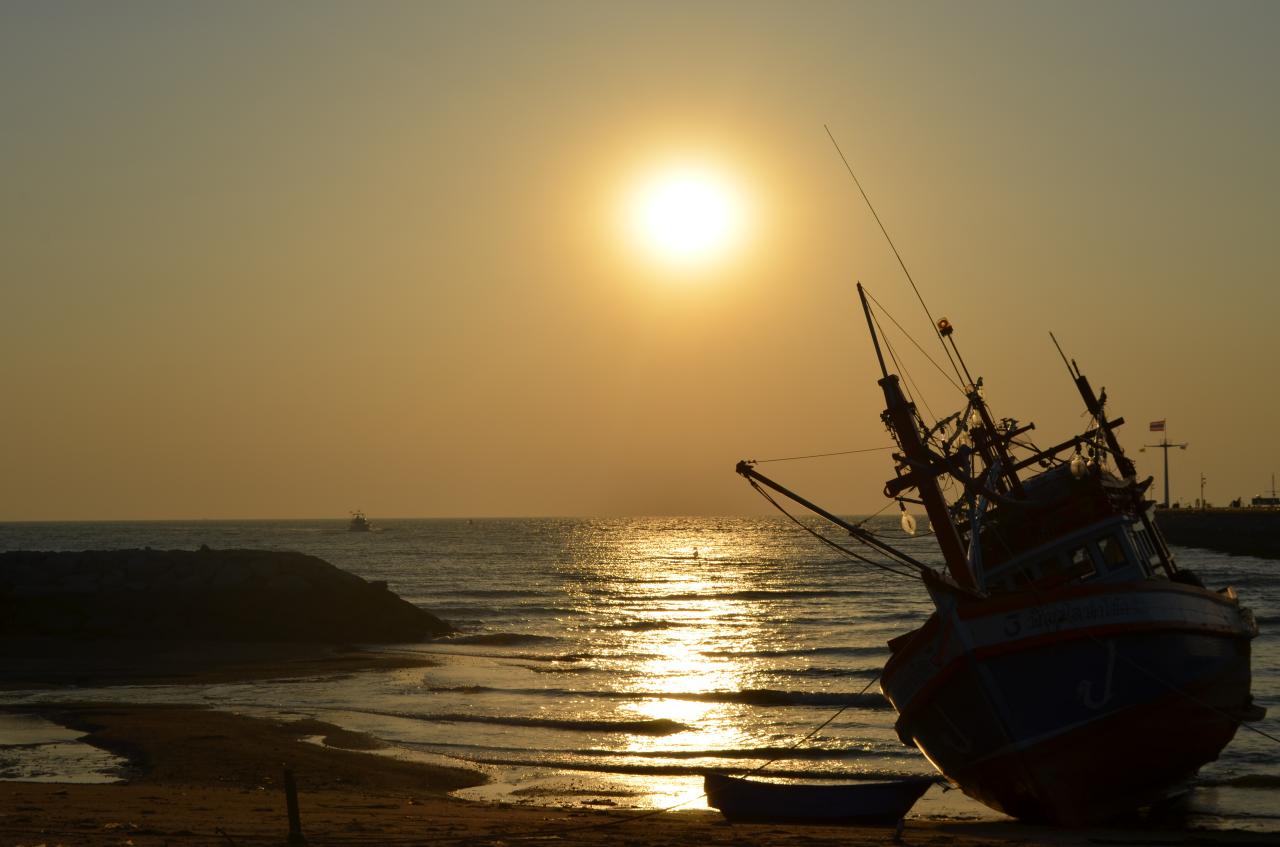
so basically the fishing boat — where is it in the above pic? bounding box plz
[704,772,934,826]
[737,284,1263,826]
[348,511,372,532]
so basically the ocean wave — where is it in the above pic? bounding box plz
[671,689,889,709]
[702,645,887,659]
[1198,774,1280,789]
[571,745,921,761]
[405,738,914,764]
[404,713,688,736]
[599,620,675,632]
[411,646,587,664]
[426,606,575,619]
[439,754,926,781]
[416,684,888,709]
[766,667,881,680]
[432,588,548,598]
[434,633,560,646]
[525,661,599,674]
[654,589,869,602]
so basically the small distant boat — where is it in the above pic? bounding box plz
[348,511,372,532]
[703,773,933,826]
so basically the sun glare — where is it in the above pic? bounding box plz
[625,165,747,269]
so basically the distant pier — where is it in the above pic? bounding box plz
[1155,509,1280,560]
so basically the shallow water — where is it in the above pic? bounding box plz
[1,517,1277,830]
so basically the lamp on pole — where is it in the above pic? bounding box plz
[1140,420,1187,508]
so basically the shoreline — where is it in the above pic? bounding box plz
[6,704,1275,847]
[2,639,1275,847]
[0,637,443,692]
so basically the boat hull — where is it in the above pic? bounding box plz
[703,773,933,826]
[881,580,1258,825]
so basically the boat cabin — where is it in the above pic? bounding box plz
[951,459,1171,596]
[981,514,1162,595]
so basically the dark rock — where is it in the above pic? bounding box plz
[0,548,454,643]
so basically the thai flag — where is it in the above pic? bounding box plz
[1149,420,1166,432]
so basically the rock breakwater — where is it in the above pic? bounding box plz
[0,548,454,642]
[1155,509,1280,560]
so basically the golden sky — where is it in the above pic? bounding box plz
[3,1,1278,519]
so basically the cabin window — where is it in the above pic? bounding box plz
[1099,536,1128,571]
[1068,546,1097,579]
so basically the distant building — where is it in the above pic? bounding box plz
[1252,475,1278,507]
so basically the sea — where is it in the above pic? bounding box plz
[1,517,1277,831]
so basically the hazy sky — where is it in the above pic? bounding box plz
[3,1,1278,520]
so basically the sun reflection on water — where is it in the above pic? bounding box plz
[599,537,774,758]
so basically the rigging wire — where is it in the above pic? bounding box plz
[855,495,900,528]
[824,125,966,389]
[747,476,924,582]
[872,308,938,429]
[753,445,893,463]
[864,288,966,396]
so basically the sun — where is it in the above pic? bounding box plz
[625,164,747,269]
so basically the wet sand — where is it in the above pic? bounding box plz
[2,648,1275,847]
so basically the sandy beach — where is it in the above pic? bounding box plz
[2,647,1274,847]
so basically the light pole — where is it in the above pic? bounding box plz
[1141,421,1187,508]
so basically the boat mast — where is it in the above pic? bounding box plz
[858,284,975,589]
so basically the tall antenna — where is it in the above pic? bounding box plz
[824,125,965,388]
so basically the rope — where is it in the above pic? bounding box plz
[753,446,893,463]
[747,476,924,582]
[744,673,882,774]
